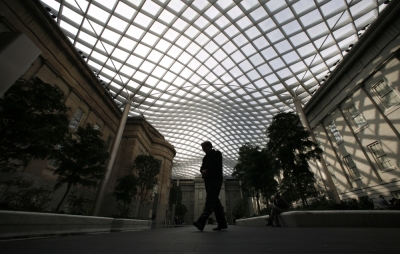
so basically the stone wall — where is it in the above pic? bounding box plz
[304,2,400,205]
[0,0,176,219]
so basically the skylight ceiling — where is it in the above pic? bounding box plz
[40,0,389,179]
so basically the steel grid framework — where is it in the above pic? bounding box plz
[39,0,389,179]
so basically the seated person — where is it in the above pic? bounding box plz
[377,195,390,210]
[389,197,400,210]
[266,192,289,227]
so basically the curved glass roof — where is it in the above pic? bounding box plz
[40,0,389,179]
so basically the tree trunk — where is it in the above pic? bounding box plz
[55,184,71,212]
[256,193,260,213]
[136,200,143,219]
[300,192,307,207]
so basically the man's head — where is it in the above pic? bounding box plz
[275,192,281,198]
[201,141,213,153]
[379,195,384,199]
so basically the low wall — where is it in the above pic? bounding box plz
[280,210,400,227]
[235,215,269,227]
[236,210,400,227]
[111,218,152,232]
[0,210,151,240]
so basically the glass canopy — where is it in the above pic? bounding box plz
[39,0,389,179]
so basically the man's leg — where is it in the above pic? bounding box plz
[195,179,222,228]
[272,207,288,226]
[213,198,227,230]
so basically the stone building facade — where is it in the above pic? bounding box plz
[0,0,175,220]
[174,178,252,225]
[304,3,400,206]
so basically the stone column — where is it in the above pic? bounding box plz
[92,99,132,216]
[293,98,340,202]
[239,180,242,199]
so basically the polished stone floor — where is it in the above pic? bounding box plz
[1,225,399,254]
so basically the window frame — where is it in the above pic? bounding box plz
[391,190,400,199]
[327,121,343,143]
[106,135,113,150]
[367,141,396,171]
[372,79,400,109]
[342,155,362,181]
[346,103,367,129]
[47,144,63,169]
[68,107,85,130]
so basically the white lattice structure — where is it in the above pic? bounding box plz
[39,0,390,178]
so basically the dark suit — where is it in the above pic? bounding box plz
[196,149,227,227]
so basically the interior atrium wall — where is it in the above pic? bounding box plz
[0,0,175,218]
[102,117,175,220]
[305,7,400,205]
[175,179,245,225]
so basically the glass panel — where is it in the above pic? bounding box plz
[47,0,389,179]
[69,108,84,130]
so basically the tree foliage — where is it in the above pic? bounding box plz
[266,112,322,206]
[66,190,92,215]
[113,174,138,217]
[232,143,279,212]
[52,124,109,212]
[232,198,248,219]
[0,177,53,212]
[132,155,161,218]
[174,203,188,218]
[0,78,69,172]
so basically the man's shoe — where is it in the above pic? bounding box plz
[213,225,228,231]
[193,222,205,231]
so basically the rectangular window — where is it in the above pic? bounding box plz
[314,132,322,146]
[47,145,62,169]
[190,192,194,201]
[69,108,84,130]
[327,164,339,185]
[373,79,400,108]
[392,191,400,199]
[327,121,342,142]
[182,192,186,201]
[368,142,394,170]
[106,135,113,148]
[343,155,361,180]
[47,159,60,169]
[347,104,366,128]
[199,190,203,199]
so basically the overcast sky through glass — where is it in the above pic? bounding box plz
[39,0,389,179]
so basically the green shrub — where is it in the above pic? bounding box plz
[66,190,92,215]
[0,177,53,212]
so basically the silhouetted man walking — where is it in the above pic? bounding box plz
[193,141,227,231]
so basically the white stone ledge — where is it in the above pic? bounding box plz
[235,215,269,227]
[111,218,152,232]
[236,210,400,227]
[0,210,151,239]
[280,210,400,227]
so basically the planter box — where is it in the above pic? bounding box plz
[235,210,400,227]
[235,215,269,227]
[111,218,151,232]
[0,210,151,240]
